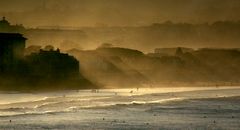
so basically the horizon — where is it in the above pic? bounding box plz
[3,15,240,29]
[0,0,240,27]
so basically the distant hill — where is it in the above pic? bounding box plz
[3,18,240,52]
[69,47,240,87]
[23,21,240,52]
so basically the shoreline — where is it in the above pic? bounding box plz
[0,85,239,94]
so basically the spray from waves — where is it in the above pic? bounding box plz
[33,97,111,109]
[0,109,70,117]
[125,97,186,105]
[0,96,112,117]
[77,97,187,109]
[0,96,210,117]
[0,95,110,107]
[0,97,185,116]
[0,96,55,106]
[79,94,240,109]
[0,104,81,117]
[1,88,240,118]
[0,105,83,117]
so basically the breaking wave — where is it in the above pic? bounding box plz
[1,87,240,117]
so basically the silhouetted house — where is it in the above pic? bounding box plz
[0,17,25,32]
[175,47,184,56]
[0,17,10,29]
[154,47,194,56]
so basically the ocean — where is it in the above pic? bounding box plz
[0,87,240,130]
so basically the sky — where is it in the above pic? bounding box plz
[0,0,240,27]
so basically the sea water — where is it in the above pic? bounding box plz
[0,87,240,130]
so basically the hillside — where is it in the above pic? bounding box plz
[68,47,240,87]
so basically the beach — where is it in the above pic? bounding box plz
[0,87,240,130]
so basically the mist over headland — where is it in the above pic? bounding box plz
[2,15,240,90]
[1,0,240,90]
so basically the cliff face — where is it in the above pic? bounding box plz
[68,48,148,88]
[69,47,240,87]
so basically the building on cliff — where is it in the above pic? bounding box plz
[0,33,82,87]
[0,17,25,33]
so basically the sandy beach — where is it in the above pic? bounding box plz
[0,87,240,130]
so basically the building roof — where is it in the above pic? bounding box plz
[0,17,10,26]
[0,33,27,40]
